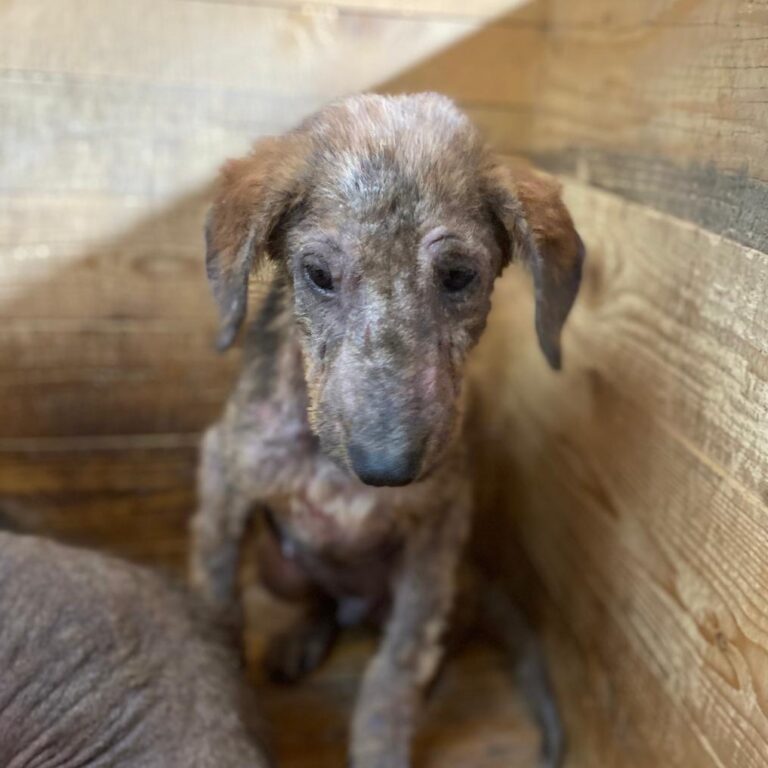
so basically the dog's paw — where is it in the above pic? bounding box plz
[263,610,338,684]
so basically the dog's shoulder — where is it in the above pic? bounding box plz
[239,273,299,399]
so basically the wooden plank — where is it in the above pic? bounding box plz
[0,0,473,97]
[0,183,243,437]
[0,189,211,317]
[534,148,768,254]
[0,75,534,202]
[0,194,201,250]
[252,630,542,768]
[0,326,234,437]
[468,180,768,767]
[530,0,768,249]
[532,0,768,180]
[0,77,305,199]
[0,438,545,766]
[559,184,767,499]
[4,0,766,243]
[384,0,768,248]
[383,0,768,180]
[182,0,533,21]
[380,22,541,108]
[0,442,199,570]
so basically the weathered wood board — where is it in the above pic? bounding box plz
[0,0,524,439]
[248,623,542,768]
[0,186,240,437]
[468,179,768,767]
[0,440,197,569]
[386,0,768,251]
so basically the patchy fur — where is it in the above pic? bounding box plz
[191,92,583,768]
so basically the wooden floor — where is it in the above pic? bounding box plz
[0,451,545,767]
[243,589,542,768]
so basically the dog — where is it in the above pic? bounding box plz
[190,92,584,768]
[0,531,271,768]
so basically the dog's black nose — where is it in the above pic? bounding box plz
[347,441,422,487]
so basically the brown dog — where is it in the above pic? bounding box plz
[190,92,583,768]
[0,531,271,768]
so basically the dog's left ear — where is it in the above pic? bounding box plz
[206,134,308,350]
[485,161,585,370]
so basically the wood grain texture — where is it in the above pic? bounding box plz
[528,0,768,251]
[0,442,546,767]
[534,149,768,254]
[385,0,768,248]
[468,179,768,768]
[0,0,474,97]
[534,0,768,177]
[180,0,531,21]
[0,441,198,569]
[247,622,543,768]
[0,187,243,437]
[0,0,516,439]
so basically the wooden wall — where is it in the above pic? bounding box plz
[2,1,767,766]
[0,0,515,562]
[412,1,768,766]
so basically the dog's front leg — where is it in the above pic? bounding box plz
[350,490,471,768]
[190,418,316,610]
[189,425,255,610]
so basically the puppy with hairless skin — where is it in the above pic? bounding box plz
[0,531,271,768]
[190,92,584,768]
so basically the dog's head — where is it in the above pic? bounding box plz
[206,93,584,487]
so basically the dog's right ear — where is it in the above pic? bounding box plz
[205,135,307,350]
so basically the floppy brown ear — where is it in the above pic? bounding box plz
[486,161,585,370]
[205,134,307,350]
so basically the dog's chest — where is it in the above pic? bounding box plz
[270,452,418,556]
[257,458,408,611]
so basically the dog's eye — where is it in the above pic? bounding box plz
[304,263,334,293]
[439,266,476,294]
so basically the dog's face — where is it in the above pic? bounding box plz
[206,94,584,487]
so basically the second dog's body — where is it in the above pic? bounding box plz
[0,532,270,768]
